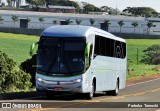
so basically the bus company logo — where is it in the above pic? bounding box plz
[57,81,60,85]
[2,103,11,108]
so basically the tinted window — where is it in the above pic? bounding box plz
[94,35,126,58]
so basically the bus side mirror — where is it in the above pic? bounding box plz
[85,43,91,58]
[30,42,38,56]
[84,43,91,69]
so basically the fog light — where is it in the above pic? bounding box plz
[75,86,81,90]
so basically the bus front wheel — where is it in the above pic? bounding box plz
[85,81,95,100]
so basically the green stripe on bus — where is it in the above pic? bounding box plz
[95,69,108,72]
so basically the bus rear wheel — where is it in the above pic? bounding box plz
[106,80,119,96]
[85,81,95,100]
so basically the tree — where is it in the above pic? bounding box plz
[83,4,100,13]
[147,21,156,34]
[89,18,95,26]
[75,19,82,25]
[100,6,121,15]
[26,18,31,28]
[117,20,124,33]
[7,0,12,6]
[65,18,73,25]
[25,0,45,7]
[131,22,138,34]
[141,44,160,64]
[11,15,19,28]
[103,20,111,31]
[122,7,158,17]
[45,0,59,5]
[53,20,58,25]
[0,50,32,92]
[20,54,36,86]
[38,17,45,29]
[0,16,4,23]
[67,1,81,13]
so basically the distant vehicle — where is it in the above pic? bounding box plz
[30,25,127,99]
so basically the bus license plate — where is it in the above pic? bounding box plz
[54,87,63,90]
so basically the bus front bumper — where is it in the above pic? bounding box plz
[36,76,83,93]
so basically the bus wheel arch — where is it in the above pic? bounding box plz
[85,77,96,100]
[106,77,119,96]
[115,77,120,95]
[93,77,96,93]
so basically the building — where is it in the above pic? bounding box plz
[38,5,76,13]
[0,10,159,35]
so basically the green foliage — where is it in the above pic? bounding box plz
[117,20,124,33]
[11,15,19,22]
[53,20,58,25]
[38,17,45,23]
[25,0,45,7]
[103,20,111,31]
[147,22,156,28]
[131,22,138,33]
[84,4,100,13]
[123,7,158,17]
[103,20,111,26]
[26,18,31,23]
[0,50,32,92]
[0,16,4,22]
[89,18,95,25]
[7,0,12,6]
[0,32,39,65]
[75,19,82,25]
[11,15,19,27]
[141,44,160,64]
[20,54,37,86]
[146,22,156,34]
[38,17,45,28]
[100,6,121,14]
[64,18,73,25]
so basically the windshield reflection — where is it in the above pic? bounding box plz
[37,37,86,76]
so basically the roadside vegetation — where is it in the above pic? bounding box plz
[0,50,31,92]
[0,32,39,65]
[0,32,160,92]
[127,39,160,79]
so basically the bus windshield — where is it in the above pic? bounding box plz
[37,37,86,76]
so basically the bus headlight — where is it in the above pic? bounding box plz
[73,78,82,83]
[36,77,44,82]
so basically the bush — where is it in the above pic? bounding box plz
[152,56,160,65]
[0,50,32,92]
[20,54,37,86]
[141,44,160,64]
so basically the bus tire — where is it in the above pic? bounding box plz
[85,81,95,100]
[106,80,119,96]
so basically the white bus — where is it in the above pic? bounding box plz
[30,25,127,99]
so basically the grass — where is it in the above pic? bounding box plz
[0,32,160,79]
[126,39,160,79]
[0,32,39,65]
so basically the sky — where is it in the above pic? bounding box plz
[71,0,160,12]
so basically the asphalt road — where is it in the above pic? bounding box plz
[1,78,160,111]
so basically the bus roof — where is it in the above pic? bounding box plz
[41,25,125,42]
